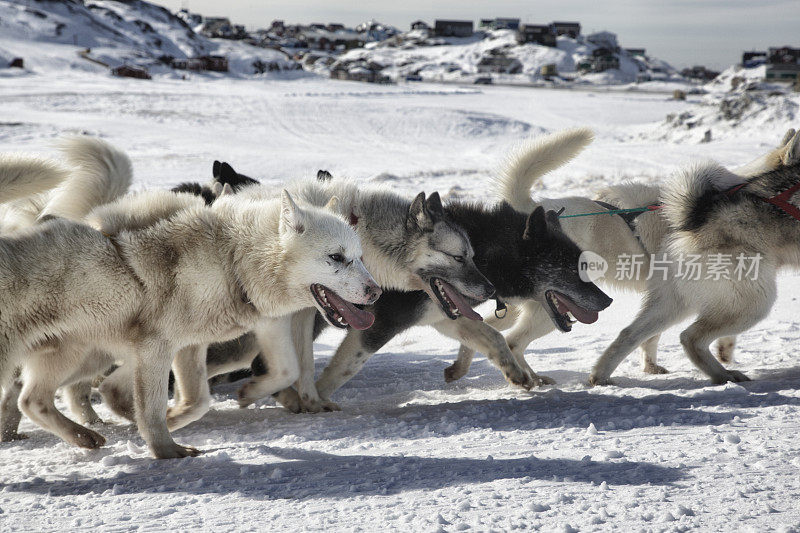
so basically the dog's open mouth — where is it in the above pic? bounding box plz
[545,290,599,332]
[310,284,375,330]
[430,278,482,321]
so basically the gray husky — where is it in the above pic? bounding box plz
[590,143,800,385]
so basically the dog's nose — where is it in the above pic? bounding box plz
[365,284,382,304]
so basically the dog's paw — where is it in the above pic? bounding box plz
[536,374,556,386]
[296,395,340,414]
[1,431,29,442]
[236,384,260,409]
[152,443,202,459]
[643,363,669,375]
[505,368,534,390]
[443,364,467,383]
[274,389,302,414]
[71,427,106,449]
[588,374,614,387]
[712,370,751,385]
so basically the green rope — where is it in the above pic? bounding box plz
[559,206,652,219]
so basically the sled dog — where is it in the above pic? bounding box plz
[590,133,800,385]
[0,137,132,441]
[449,128,800,382]
[0,154,379,457]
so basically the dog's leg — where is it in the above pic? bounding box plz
[432,318,548,389]
[503,301,558,378]
[715,336,737,364]
[166,344,210,431]
[444,305,521,382]
[133,339,199,459]
[444,345,475,382]
[1,371,26,441]
[315,327,390,401]
[237,317,300,408]
[19,347,106,449]
[590,288,689,386]
[99,363,136,421]
[64,381,103,425]
[640,334,669,374]
[681,321,751,383]
[274,309,338,414]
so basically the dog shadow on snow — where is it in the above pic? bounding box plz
[1,444,685,500]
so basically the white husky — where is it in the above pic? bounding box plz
[0,145,379,457]
[448,128,800,382]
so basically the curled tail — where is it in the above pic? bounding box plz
[0,154,69,205]
[40,137,133,221]
[661,162,744,233]
[494,127,594,211]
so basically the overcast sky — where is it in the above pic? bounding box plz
[155,0,799,69]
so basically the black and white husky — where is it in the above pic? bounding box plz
[449,128,800,382]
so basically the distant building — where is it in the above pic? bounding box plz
[579,50,619,73]
[200,55,229,72]
[301,28,367,51]
[587,31,618,51]
[551,21,581,38]
[434,20,474,38]
[111,65,151,80]
[766,64,800,80]
[768,46,800,65]
[476,56,522,74]
[625,48,646,57]
[479,18,520,31]
[171,56,229,72]
[410,20,430,31]
[517,24,556,47]
[681,65,720,81]
[741,50,766,67]
[764,47,800,80]
[326,23,345,32]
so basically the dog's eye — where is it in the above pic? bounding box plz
[452,255,464,263]
[329,253,344,263]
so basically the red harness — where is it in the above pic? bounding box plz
[726,181,800,222]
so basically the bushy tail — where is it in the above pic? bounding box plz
[661,162,744,233]
[0,154,69,205]
[494,127,594,211]
[39,137,133,221]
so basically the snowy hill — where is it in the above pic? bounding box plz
[320,29,682,86]
[0,0,299,76]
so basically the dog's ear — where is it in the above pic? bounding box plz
[280,190,305,235]
[324,195,340,213]
[407,191,433,232]
[317,169,332,182]
[523,206,548,241]
[220,162,238,184]
[425,191,444,220]
[544,209,562,230]
[221,183,234,196]
[213,160,221,179]
[211,181,224,197]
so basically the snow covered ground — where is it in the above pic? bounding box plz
[1,72,800,531]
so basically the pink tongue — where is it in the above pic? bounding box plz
[554,293,598,324]
[325,289,375,330]
[440,280,483,321]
